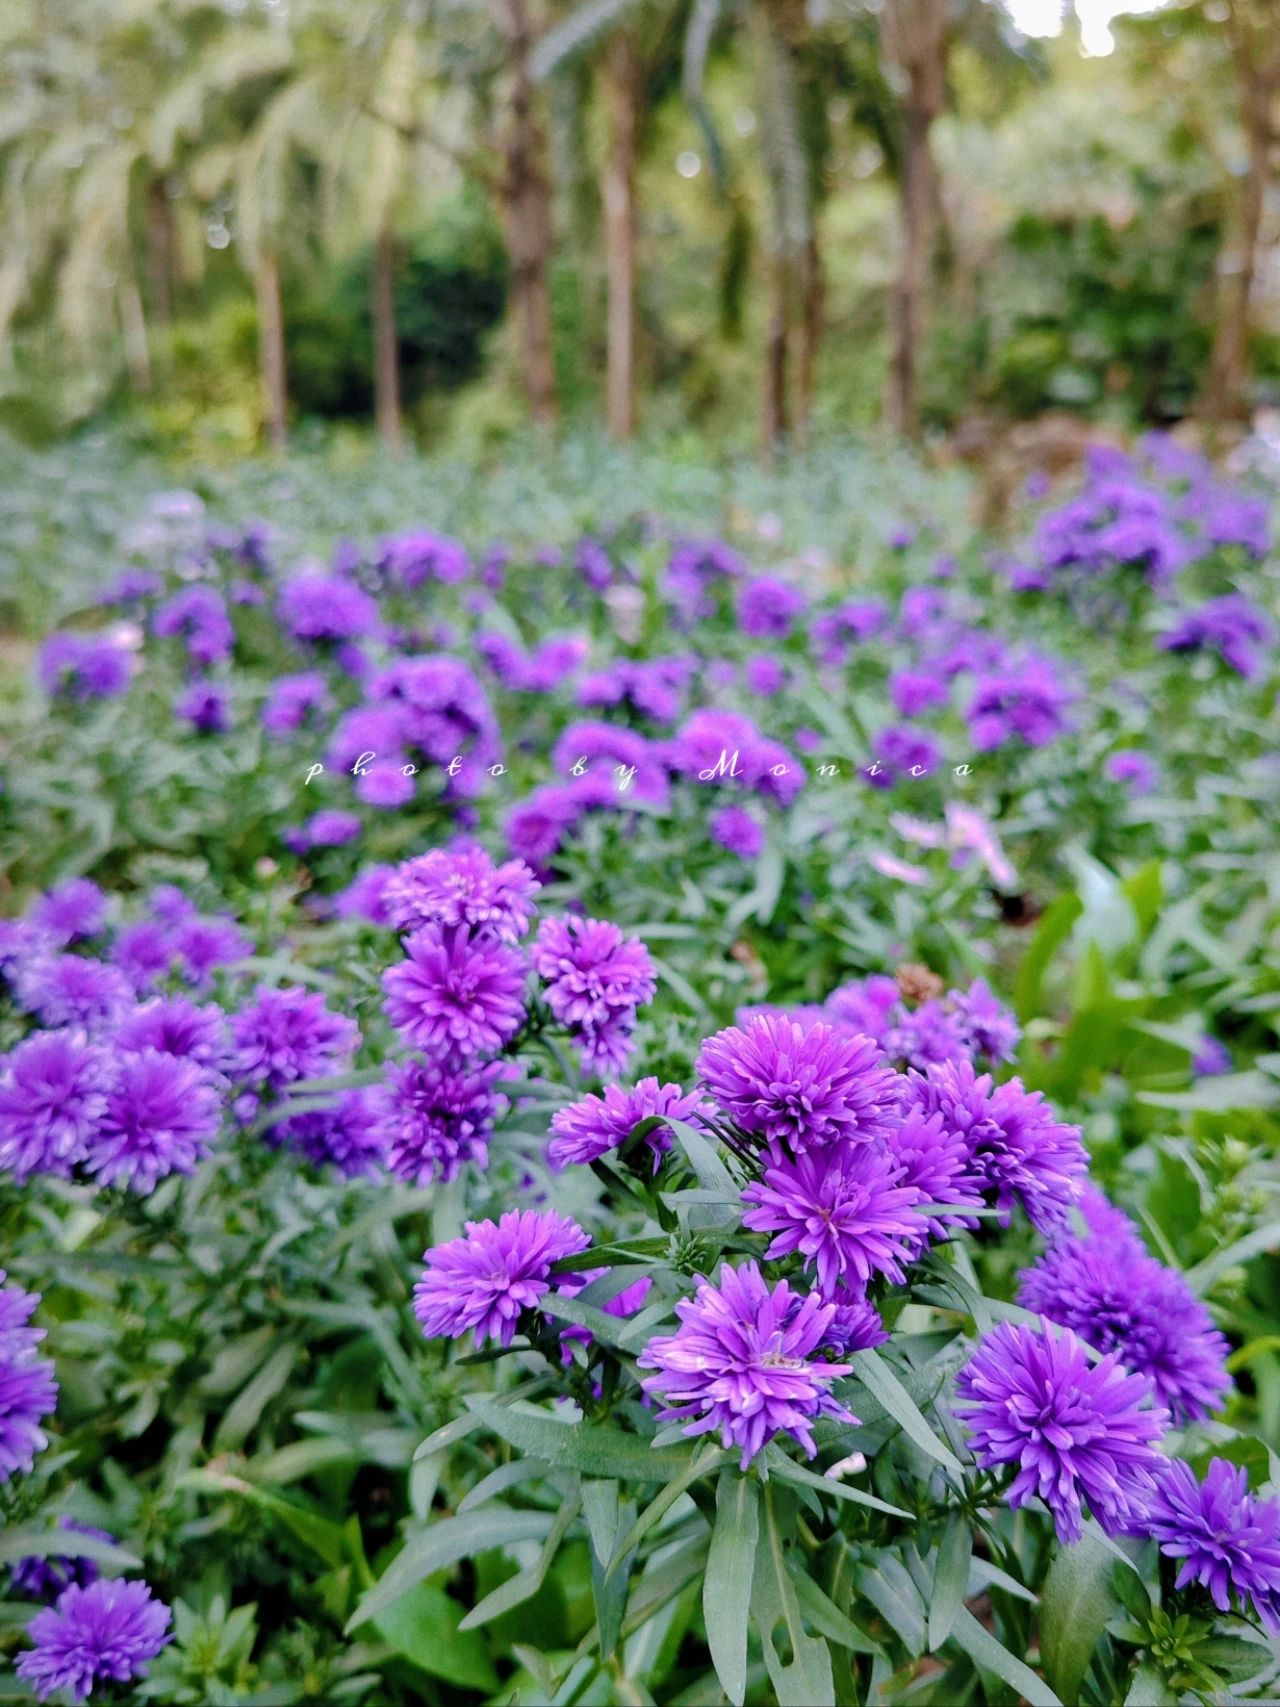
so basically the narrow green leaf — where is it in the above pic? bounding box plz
[704,1472,760,1706]
[927,1514,971,1651]
[850,1350,963,1479]
[0,1528,140,1570]
[764,1449,910,1518]
[347,1509,555,1631]
[605,1444,728,1579]
[212,1342,299,1453]
[374,1583,499,1692]
[752,1485,835,1706]
[1187,1219,1280,1294]
[464,1397,697,1480]
[1039,1531,1117,1704]
[951,1606,1062,1706]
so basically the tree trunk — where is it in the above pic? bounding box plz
[145,179,175,328]
[601,33,639,440]
[1205,3,1276,422]
[881,0,947,439]
[496,0,558,426]
[256,250,287,452]
[118,277,151,394]
[372,228,404,451]
[762,254,790,458]
[796,232,824,441]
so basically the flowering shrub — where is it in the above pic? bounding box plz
[0,433,1278,1703]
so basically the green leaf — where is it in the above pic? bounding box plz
[347,1509,556,1631]
[1138,1072,1280,1114]
[1015,893,1083,1022]
[213,1342,299,1452]
[927,1514,971,1651]
[459,1486,582,1628]
[763,1448,910,1518]
[752,1485,835,1707]
[1186,1218,1280,1293]
[464,1397,699,1480]
[850,1349,963,1479]
[704,1472,760,1706]
[1125,1662,1177,1705]
[1040,1531,1117,1704]
[0,1528,140,1570]
[950,1606,1062,1706]
[605,1444,728,1579]
[374,1583,499,1692]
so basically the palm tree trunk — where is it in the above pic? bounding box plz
[256,250,287,452]
[118,277,151,394]
[497,0,557,426]
[372,228,404,451]
[601,33,639,441]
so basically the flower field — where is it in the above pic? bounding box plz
[1,431,1279,1706]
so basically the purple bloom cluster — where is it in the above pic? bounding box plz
[383,926,527,1060]
[414,1209,591,1348]
[0,1272,58,1483]
[956,1319,1169,1543]
[548,1078,710,1171]
[1161,593,1272,678]
[381,847,540,941]
[38,634,134,702]
[1144,1458,1280,1632]
[532,916,656,1075]
[637,1262,856,1469]
[16,1578,171,1702]
[372,1059,506,1183]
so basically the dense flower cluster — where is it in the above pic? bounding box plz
[414,1209,592,1348]
[16,1578,171,1702]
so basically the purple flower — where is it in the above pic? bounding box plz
[1105,749,1159,796]
[10,1519,114,1601]
[171,915,252,987]
[506,783,586,873]
[637,1262,856,1469]
[946,979,1021,1066]
[38,635,134,702]
[967,655,1075,751]
[821,1295,889,1355]
[267,1089,384,1178]
[383,926,527,1059]
[0,1032,108,1181]
[16,1578,171,1702]
[231,987,359,1096]
[1160,594,1271,678]
[0,1272,45,1363]
[371,1059,506,1183]
[31,881,106,945]
[1143,1458,1280,1633]
[532,917,656,1076]
[552,723,670,809]
[262,672,332,739]
[110,922,175,992]
[548,1079,710,1171]
[382,848,540,942]
[955,1320,1169,1543]
[0,1272,57,1483]
[153,587,233,666]
[414,1209,591,1348]
[909,1059,1086,1234]
[87,1049,220,1193]
[742,1146,926,1293]
[670,710,804,807]
[889,669,949,718]
[710,805,765,860]
[304,809,362,848]
[825,976,900,1042]
[379,530,471,588]
[882,1106,983,1238]
[1018,1220,1230,1424]
[737,575,806,639]
[174,681,230,735]
[15,955,133,1030]
[114,997,229,1072]
[1192,1034,1232,1078]
[278,573,380,644]
[577,657,692,725]
[331,864,397,925]
[666,537,744,619]
[697,1015,902,1157]
[810,601,888,665]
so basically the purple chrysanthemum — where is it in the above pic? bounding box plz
[1143,1458,1280,1633]
[882,1106,983,1238]
[113,996,230,1073]
[110,921,176,991]
[174,681,230,735]
[0,1032,108,1182]
[10,1518,115,1601]
[382,926,527,1060]
[947,978,1022,1066]
[821,1295,889,1355]
[548,1079,711,1171]
[382,848,540,942]
[262,671,332,739]
[637,1262,857,1469]
[710,805,765,861]
[14,954,134,1030]
[170,915,253,987]
[231,986,359,1096]
[371,1058,506,1183]
[0,1273,58,1484]
[31,881,106,945]
[737,575,806,640]
[1192,1035,1232,1078]
[38,634,134,702]
[414,1209,592,1348]
[532,917,656,1076]
[86,1049,220,1193]
[697,1016,902,1157]
[1018,1220,1231,1424]
[955,1320,1169,1543]
[16,1578,171,1702]
[742,1146,926,1293]
[266,1089,384,1178]
[908,1059,1086,1234]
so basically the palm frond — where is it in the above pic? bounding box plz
[530,0,652,82]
